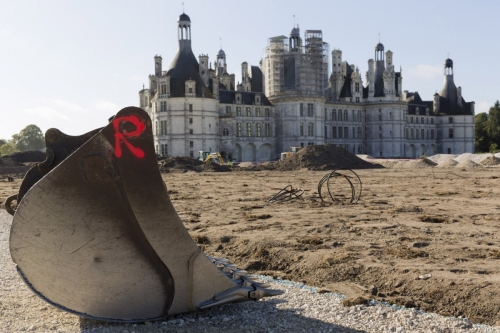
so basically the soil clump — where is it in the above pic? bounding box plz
[0,151,45,177]
[1,151,46,163]
[159,156,231,173]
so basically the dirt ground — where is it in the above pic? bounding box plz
[2,166,500,325]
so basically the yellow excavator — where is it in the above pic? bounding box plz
[199,151,224,165]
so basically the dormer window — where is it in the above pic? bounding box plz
[185,79,195,97]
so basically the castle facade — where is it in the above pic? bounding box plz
[139,13,475,161]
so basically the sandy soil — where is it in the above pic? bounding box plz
[2,166,500,326]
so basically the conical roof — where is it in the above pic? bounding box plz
[167,46,213,98]
[178,13,190,22]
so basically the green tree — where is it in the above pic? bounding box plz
[475,112,490,153]
[12,125,45,152]
[486,101,500,146]
[0,139,6,146]
[0,141,19,155]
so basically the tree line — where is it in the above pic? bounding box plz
[475,101,500,153]
[0,125,45,156]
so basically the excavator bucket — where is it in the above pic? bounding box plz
[6,106,282,322]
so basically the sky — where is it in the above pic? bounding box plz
[1,0,498,140]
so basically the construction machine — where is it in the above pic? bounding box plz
[3,107,282,322]
[198,151,211,162]
[204,152,224,165]
[280,146,303,160]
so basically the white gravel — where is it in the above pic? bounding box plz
[1,211,499,332]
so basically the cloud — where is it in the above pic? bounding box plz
[50,99,87,112]
[407,64,442,81]
[91,100,120,114]
[0,29,10,37]
[475,101,492,114]
[22,106,72,122]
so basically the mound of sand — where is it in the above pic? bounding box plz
[392,158,437,169]
[273,144,382,171]
[428,154,458,164]
[480,156,500,166]
[437,159,458,168]
[456,159,481,168]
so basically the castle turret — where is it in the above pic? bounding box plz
[216,49,226,77]
[178,13,191,49]
[289,25,301,51]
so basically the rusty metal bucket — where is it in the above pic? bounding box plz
[6,107,282,322]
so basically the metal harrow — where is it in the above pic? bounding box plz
[267,185,305,203]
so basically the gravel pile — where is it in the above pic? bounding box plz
[429,153,500,164]
[453,153,498,164]
[437,159,459,168]
[456,159,482,168]
[427,154,458,164]
[360,158,437,169]
[480,156,500,166]
[1,211,498,332]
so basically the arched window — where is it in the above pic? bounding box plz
[222,128,229,136]
[332,109,337,121]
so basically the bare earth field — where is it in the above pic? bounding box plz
[161,167,500,325]
[1,166,500,327]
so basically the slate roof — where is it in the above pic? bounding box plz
[339,63,353,98]
[167,44,213,98]
[250,66,264,92]
[373,60,385,97]
[219,90,272,106]
[178,13,190,22]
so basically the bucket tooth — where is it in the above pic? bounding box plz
[8,107,282,322]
